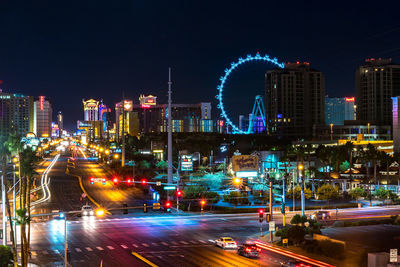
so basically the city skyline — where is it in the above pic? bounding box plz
[1,2,400,129]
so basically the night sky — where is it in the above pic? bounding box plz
[1,1,400,130]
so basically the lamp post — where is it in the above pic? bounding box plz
[298,163,305,216]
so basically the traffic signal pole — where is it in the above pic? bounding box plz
[269,181,273,221]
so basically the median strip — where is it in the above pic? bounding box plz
[66,172,110,215]
[131,252,158,267]
[254,240,335,267]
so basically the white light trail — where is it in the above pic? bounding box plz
[31,154,60,206]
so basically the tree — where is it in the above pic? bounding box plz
[317,184,339,205]
[287,186,312,200]
[374,188,397,201]
[156,160,168,172]
[138,160,150,169]
[349,187,365,203]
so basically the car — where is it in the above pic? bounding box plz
[310,210,331,220]
[81,205,94,216]
[237,243,260,258]
[280,259,312,267]
[215,237,237,249]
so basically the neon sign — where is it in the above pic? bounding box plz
[345,97,355,102]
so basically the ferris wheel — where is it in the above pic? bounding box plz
[216,53,284,134]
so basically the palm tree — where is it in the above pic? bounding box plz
[0,136,18,266]
[18,147,39,267]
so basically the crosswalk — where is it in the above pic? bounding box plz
[30,239,212,258]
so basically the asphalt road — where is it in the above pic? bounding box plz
[28,151,400,267]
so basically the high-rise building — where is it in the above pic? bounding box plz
[82,99,99,121]
[265,62,325,139]
[34,96,52,138]
[393,96,400,152]
[356,58,400,126]
[133,100,212,133]
[0,90,34,137]
[325,97,355,125]
[115,100,136,139]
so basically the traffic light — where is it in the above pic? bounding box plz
[165,201,171,212]
[258,209,264,223]
[127,179,133,185]
[177,190,182,197]
[200,199,206,206]
[113,177,119,184]
[266,213,271,222]
[90,177,94,184]
[141,179,147,185]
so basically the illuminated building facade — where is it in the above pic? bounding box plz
[356,58,400,126]
[325,97,355,125]
[132,101,212,133]
[34,96,52,138]
[393,96,400,152]
[57,111,63,133]
[0,90,34,137]
[83,99,99,121]
[99,103,111,133]
[115,100,139,139]
[266,62,325,139]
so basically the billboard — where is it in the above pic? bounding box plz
[140,94,157,108]
[232,155,258,172]
[181,155,193,171]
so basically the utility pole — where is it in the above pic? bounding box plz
[282,173,286,226]
[13,165,16,252]
[64,215,68,267]
[167,68,173,189]
[300,163,305,216]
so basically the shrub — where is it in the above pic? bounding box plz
[290,214,308,225]
[287,226,306,245]
[0,245,12,267]
[319,240,345,259]
[332,221,344,227]
[276,227,289,239]
[223,191,249,205]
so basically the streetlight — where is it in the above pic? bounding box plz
[298,163,305,216]
[233,177,241,186]
[200,199,206,214]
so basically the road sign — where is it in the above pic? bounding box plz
[163,186,176,190]
[390,249,398,262]
[181,155,193,171]
[269,221,275,232]
[153,203,160,210]
[282,238,288,244]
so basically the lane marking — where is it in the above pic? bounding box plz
[86,247,93,251]
[107,246,115,250]
[42,250,49,255]
[161,242,168,246]
[75,248,82,252]
[131,252,159,267]
[142,243,149,247]
[180,241,189,245]
[151,242,159,247]
[132,243,139,248]
[171,241,178,245]
[199,240,206,244]
[121,245,128,249]
[31,251,37,256]
[96,247,104,251]
[190,240,197,244]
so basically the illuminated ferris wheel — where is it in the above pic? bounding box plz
[216,53,284,134]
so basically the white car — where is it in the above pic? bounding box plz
[81,205,94,216]
[216,237,238,249]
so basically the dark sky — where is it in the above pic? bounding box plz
[1,1,400,130]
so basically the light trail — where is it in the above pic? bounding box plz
[78,147,87,159]
[254,240,335,267]
[31,154,60,206]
